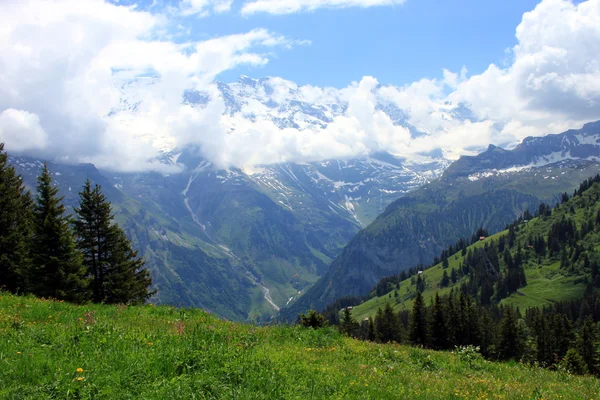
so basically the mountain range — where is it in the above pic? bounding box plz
[9,75,600,322]
[10,76,454,321]
[282,120,600,319]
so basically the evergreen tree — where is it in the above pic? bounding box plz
[478,310,495,358]
[498,308,523,360]
[429,292,448,350]
[409,291,429,345]
[0,143,33,293]
[367,317,376,341]
[577,318,600,375]
[31,164,90,303]
[440,271,450,288]
[562,348,588,375]
[450,268,458,284]
[74,181,153,304]
[340,307,359,337]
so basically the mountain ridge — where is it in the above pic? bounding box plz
[282,120,600,320]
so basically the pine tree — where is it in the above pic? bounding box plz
[478,310,495,358]
[105,228,153,304]
[440,271,450,288]
[340,307,359,337]
[577,318,600,375]
[429,292,447,350]
[0,143,33,293]
[367,317,376,341]
[31,163,90,303]
[498,307,522,360]
[409,291,429,346]
[74,180,153,304]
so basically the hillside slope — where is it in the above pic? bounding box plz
[352,177,600,320]
[10,147,443,321]
[0,293,598,399]
[283,121,600,319]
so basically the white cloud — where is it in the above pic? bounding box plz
[0,0,302,171]
[179,0,233,17]
[241,0,406,16]
[1,0,600,172]
[0,109,48,153]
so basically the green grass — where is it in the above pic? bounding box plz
[1,294,599,399]
[501,262,586,309]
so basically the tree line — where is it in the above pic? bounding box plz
[0,144,153,304]
[330,175,600,376]
[339,290,600,376]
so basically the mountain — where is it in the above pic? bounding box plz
[282,121,600,319]
[10,75,457,321]
[350,176,600,320]
[10,150,444,322]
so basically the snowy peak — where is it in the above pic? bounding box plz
[444,121,600,179]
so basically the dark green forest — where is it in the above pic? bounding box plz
[0,143,153,304]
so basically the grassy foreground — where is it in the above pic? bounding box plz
[1,293,599,399]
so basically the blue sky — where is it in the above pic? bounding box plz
[127,0,543,87]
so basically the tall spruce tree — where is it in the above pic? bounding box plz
[31,163,90,303]
[74,180,153,304]
[409,291,429,345]
[0,143,33,293]
[430,292,448,349]
[340,307,359,337]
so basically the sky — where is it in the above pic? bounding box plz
[0,0,599,171]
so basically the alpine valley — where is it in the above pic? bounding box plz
[10,76,450,322]
[9,75,600,322]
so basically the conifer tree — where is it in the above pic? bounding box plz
[577,318,600,375]
[409,291,429,345]
[498,308,522,360]
[0,143,33,293]
[31,163,90,303]
[74,180,153,304]
[440,271,450,288]
[430,292,448,350]
[340,307,359,337]
[367,317,376,341]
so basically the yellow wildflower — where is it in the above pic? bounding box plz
[77,377,84,381]
[76,368,83,373]
[16,352,21,355]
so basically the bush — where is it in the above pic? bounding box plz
[299,310,328,329]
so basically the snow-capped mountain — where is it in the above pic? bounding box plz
[13,72,600,322]
[444,120,600,181]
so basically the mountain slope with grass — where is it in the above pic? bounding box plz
[350,176,600,321]
[0,292,598,399]
[283,121,600,319]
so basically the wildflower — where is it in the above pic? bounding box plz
[76,368,83,373]
[16,352,21,355]
[147,342,152,346]
[77,377,84,381]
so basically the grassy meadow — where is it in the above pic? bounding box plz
[1,293,599,399]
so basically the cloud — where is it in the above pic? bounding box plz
[241,0,407,15]
[451,0,600,126]
[0,0,303,171]
[179,0,233,17]
[0,109,48,153]
[1,0,600,172]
